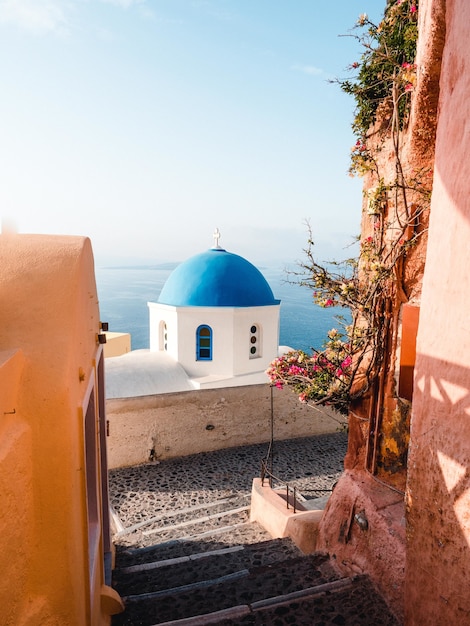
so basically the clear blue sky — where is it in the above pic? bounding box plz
[0,0,383,266]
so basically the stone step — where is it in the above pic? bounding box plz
[235,575,401,626]
[117,532,300,568]
[147,576,400,626]
[152,577,359,625]
[113,538,305,597]
[115,519,276,568]
[117,509,253,549]
[140,505,249,538]
[112,552,340,625]
[114,495,251,537]
[113,495,253,549]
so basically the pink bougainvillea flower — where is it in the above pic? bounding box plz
[355,139,366,151]
[410,5,417,13]
[405,83,414,92]
[324,299,334,307]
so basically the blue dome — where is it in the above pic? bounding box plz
[158,248,280,307]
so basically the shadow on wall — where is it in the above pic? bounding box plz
[406,354,470,621]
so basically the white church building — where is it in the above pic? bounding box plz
[105,232,282,397]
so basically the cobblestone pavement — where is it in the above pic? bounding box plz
[109,432,401,625]
[109,431,348,539]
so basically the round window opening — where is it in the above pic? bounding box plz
[250,346,257,354]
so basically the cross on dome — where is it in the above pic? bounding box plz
[212,227,222,249]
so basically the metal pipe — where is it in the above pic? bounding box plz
[270,385,274,487]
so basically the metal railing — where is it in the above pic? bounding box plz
[262,384,336,514]
[260,459,300,514]
[260,385,302,514]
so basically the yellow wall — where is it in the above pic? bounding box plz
[0,233,122,625]
[103,332,131,358]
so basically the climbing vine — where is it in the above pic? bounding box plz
[267,1,430,415]
[342,0,419,149]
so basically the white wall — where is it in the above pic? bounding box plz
[106,384,345,469]
[148,302,280,379]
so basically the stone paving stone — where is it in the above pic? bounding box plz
[109,432,348,537]
[113,553,338,625]
[113,539,307,596]
[109,432,400,626]
[116,536,302,570]
[116,513,252,550]
[221,576,401,626]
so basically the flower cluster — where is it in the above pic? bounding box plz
[349,138,375,176]
[266,329,354,414]
[314,293,335,308]
[400,61,417,92]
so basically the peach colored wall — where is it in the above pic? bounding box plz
[405,0,470,623]
[316,470,406,619]
[0,234,121,625]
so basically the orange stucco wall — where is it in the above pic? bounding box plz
[405,0,470,622]
[0,233,121,625]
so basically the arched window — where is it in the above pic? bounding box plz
[196,325,212,361]
[249,324,261,359]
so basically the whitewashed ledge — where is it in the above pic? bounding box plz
[106,383,346,469]
[105,350,195,398]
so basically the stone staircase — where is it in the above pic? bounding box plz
[111,495,401,626]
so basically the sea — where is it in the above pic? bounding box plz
[95,264,349,354]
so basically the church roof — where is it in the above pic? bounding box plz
[157,247,280,308]
[105,350,195,398]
